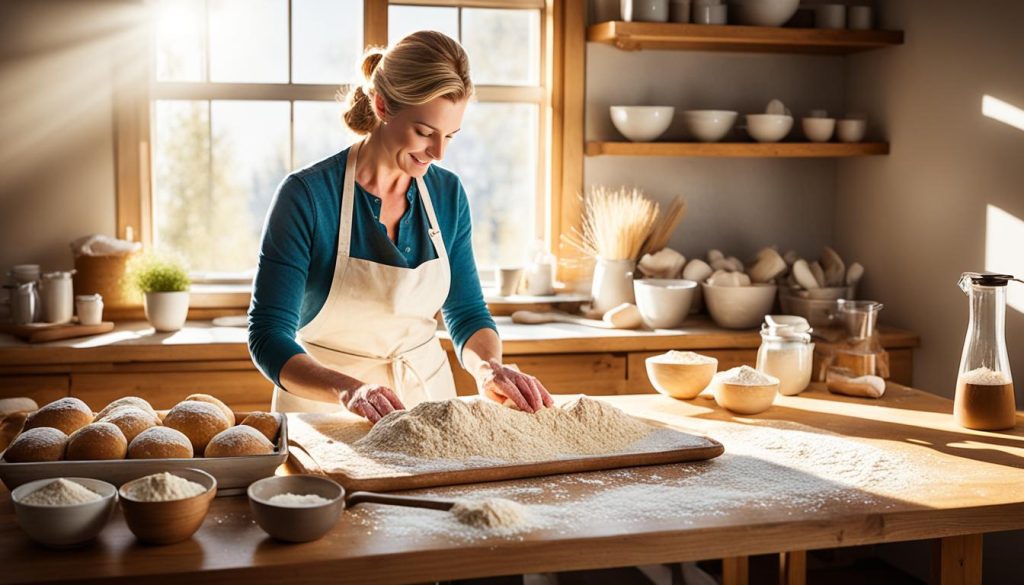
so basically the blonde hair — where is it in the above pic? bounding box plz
[342,31,473,135]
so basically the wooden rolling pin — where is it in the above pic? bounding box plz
[511,303,642,330]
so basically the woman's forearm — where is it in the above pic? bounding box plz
[278,353,365,405]
[460,327,503,387]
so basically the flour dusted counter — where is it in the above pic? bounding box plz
[0,318,918,411]
[1,387,1021,585]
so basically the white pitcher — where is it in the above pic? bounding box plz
[591,258,636,314]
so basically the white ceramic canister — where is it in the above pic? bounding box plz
[41,271,75,324]
[591,258,636,314]
[75,294,104,326]
[756,316,815,396]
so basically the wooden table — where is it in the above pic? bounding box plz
[2,385,1020,585]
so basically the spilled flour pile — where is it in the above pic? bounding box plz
[288,396,710,477]
[451,498,530,530]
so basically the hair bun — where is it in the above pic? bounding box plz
[361,49,385,79]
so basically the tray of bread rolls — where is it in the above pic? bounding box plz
[0,394,287,497]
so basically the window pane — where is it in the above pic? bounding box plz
[209,0,288,83]
[152,100,290,273]
[294,101,360,169]
[443,103,538,268]
[154,0,205,82]
[293,0,363,84]
[388,6,459,45]
[461,9,540,86]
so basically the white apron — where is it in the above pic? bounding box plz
[272,141,457,413]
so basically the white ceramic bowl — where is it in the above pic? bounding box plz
[633,279,697,329]
[646,354,719,399]
[12,477,117,548]
[802,117,836,142]
[712,373,780,415]
[610,106,675,142]
[702,282,778,329]
[746,114,793,143]
[681,110,738,142]
[248,475,345,543]
[837,118,867,143]
[729,0,799,26]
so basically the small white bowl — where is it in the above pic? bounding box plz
[646,354,719,399]
[681,110,738,143]
[702,283,778,329]
[802,117,836,142]
[610,106,675,142]
[746,114,793,143]
[248,475,345,543]
[12,478,117,548]
[633,279,697,329]
[712,373,780,415]
[837,119,867,143]
[729,0,799,26]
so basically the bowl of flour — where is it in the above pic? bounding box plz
[118,469,216,545]
[11,477,117,547]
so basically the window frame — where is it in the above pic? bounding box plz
[116,0,564,296]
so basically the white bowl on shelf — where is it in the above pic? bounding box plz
[633,278,698,329]
[746,114,794,143]
[702,282,778,329]
[610,106,675,142]
[729,0,799,26]
[802,117,836,142]
[681,110,738,142]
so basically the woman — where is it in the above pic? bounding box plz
[248,31,553,422]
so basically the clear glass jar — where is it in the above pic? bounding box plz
[756,317,815,396]
[954,272,1018,430]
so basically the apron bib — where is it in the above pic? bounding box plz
[272,141,456,414]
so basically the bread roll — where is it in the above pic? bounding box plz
[204,425,274,458]
[128,426,193,459]
[163,401,231,455]
[241,412,282,443]
[66,422,127,460]
[97,406,159,443]
[184,393,234,426]
[95,396,158,421]
[24,397,93,435]
[2,427,67,462]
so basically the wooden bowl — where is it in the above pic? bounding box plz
[247,475,344,543]
[713,377,780,415]
[118,468,216,545]
[645,356,718,400]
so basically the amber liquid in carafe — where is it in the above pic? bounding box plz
[954,379,1017,431]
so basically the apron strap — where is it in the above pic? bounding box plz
[337,140,361,259]
[416,175,448,261]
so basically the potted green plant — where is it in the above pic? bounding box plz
[126,252,191,332]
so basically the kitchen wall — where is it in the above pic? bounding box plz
[0,0,127,274]
[840,0,1024,581]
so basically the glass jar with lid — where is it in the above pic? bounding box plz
[756,315,815,396]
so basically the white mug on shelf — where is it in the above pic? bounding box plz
[837,118,867,143]
[621,0,669,22]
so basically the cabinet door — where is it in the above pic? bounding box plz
[628,350,758,393]
[71,371,273,412]
[0,375,69,406]
[447,352,628,396]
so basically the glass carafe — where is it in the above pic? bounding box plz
[954,272,1019,430]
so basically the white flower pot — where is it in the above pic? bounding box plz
[143,291,189,332]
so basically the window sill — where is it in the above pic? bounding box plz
[190,283,252,309]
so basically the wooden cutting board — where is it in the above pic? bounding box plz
[0,321,114,343]
[286,408,724,492]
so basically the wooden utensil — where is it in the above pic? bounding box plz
[346,491,456,511]
[511,309,643,330]
[0,322,114,343]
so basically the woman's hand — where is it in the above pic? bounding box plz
[478,359,554,413]
[342,384,405,423]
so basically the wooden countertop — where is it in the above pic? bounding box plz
[0,318,918,367]
[1,386,1020,584]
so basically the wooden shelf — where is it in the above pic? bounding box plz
[587,21,904,54]
[585,141,890,157]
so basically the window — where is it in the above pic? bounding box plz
[147,0,548,280]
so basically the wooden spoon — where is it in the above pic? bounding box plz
[346,491,456,511]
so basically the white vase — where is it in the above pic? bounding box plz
[591,258,636,314]
[143,291,190,332]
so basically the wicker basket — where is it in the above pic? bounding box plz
[73,253,142,308]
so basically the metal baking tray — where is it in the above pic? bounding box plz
[0,412,288,497]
